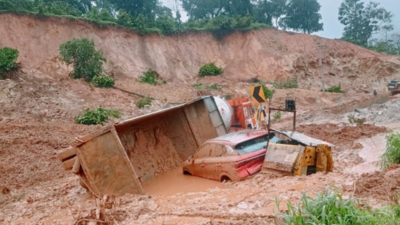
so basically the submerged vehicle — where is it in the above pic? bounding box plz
[182,130,281,181]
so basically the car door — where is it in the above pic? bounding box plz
[207,144,229,181]
[192,143,212,178]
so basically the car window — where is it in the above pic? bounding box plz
[193,143,212,159]
[209,143,227,157]
[234,133,281,155]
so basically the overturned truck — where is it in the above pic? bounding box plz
[58,97,227,196]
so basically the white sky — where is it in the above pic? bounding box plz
[161,0,400,39]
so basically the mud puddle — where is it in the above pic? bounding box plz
[142,167,225,196]
[345,133,387,174]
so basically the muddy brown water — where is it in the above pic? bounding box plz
[142,167,226,196]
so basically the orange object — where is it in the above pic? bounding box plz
[227,98,254,129]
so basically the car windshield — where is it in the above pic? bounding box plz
[234,133,281,155]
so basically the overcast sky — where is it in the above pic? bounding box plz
[161,0,400,39]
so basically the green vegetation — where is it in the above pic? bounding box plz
[273,111,281,121]
[283,0,323,34]
[59,38,105,82]
[347,114,366,126]
[273,79,298,89]
[75,106,119,125]
[259,82,275,99]
[381,133,400,169]
[207,84,221,90]
[0,47,19,79]
[193,83,221,90]
[199,63,223,77]
[92,75,115,88]
[136,97,152,109]
[278,188,400,225]
[325,84,345,93]
[140,69,161,85]
[193,83,204,89]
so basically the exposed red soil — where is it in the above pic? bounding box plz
[296,123,387,148]
[0,13,399,225]
[353,165,400,202]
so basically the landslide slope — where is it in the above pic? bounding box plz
[1,13,400,94]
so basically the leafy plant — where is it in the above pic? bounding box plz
[273,79,298,89]
[194,83,204,88]
[273,111,281,121]
[258,82,275,99]
[381,133,400,169]
[207,84,221,90]
[325,84,345,93]
[0,47,19,79]
[199,63,223,77]
[140,69,159,85]
[59,38,105,82]
[75,106,119,125]
[278,188,400,225]
[348,114,366,126]
[92,75,115,88]
[136,97,152,109]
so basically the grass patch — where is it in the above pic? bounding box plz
[273,79,298,89]
[277,188,400,225]
[259,82,275,99]
[75,106,119,125]
[136,97,152,109]
[381,133,400,169]
[273,111,281,121]
[348,114,366,126]
[194,83,205,88]
[92,75,114,88]
[199,63,223,77]
[140,69,162,85]
[207,84,221,90]
[324,84,345,93]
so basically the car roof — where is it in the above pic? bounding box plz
[205,130,269,146]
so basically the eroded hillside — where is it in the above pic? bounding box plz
[1,13,400,96]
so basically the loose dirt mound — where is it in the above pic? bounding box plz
[353,165,400,202]
[296,123,387,148]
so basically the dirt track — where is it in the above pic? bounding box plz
[1,14,400,225]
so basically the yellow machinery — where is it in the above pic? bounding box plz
[262,130,333,176]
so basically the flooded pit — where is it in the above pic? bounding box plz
[142,167,226,196]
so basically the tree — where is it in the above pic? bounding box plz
[339,0,393,47]
[180,0,252,20]
[59,38,105,82]
[253,0,287,27]
[283,0,323,34]
[0,47,19,79]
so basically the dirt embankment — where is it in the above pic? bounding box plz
[1,13,400,96]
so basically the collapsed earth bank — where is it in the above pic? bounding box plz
[1,13,400,95]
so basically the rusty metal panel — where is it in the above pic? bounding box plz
[184,100,219,146]
[116,109,197,182]
[273,129,332,147]
[76,131,144,196]
[262,143,304,173]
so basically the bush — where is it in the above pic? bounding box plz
[75,106,119,125]
[259,82,275,99]
[92,75,114,88]
[278,188,400,225]
[140,69,160,85]
[194,83,204,88]
[136,97,152,109]
[348,114,366,126]
[273,79,298,89]
[325,84,345,93]
[207,84,221,90]
[0,47,19,79]
[381,133,400,169]
[199,63,223,77]
[273,111,281,121]
[59,38,105,82]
